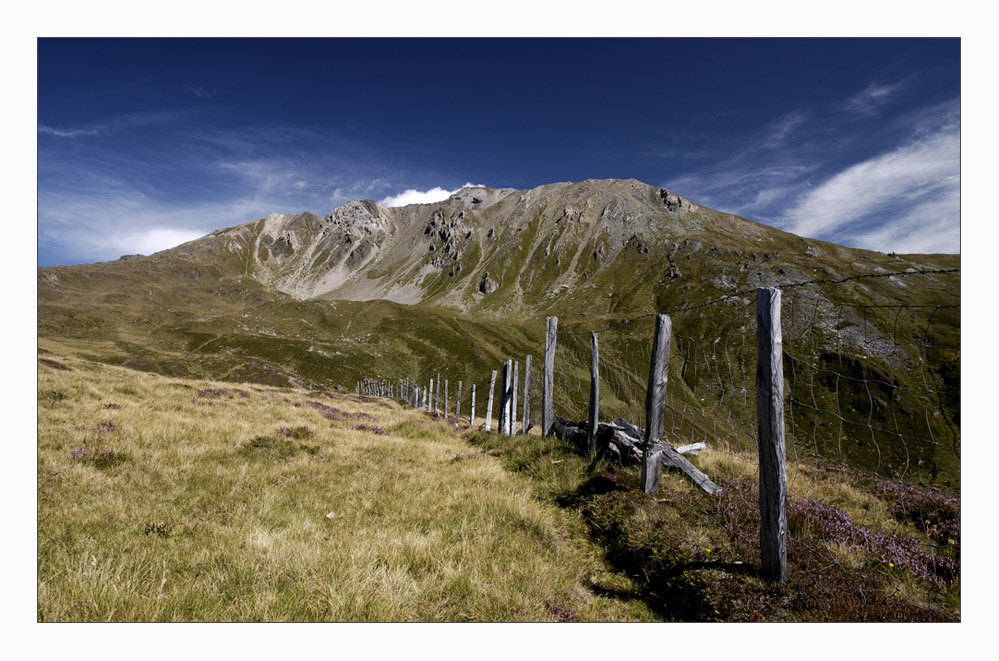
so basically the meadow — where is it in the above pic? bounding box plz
[37,342,959,622]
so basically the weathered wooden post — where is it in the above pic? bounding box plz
[756,287,788,582]
[587,331,600,456]
[512,361,519,435]
[435,374,441,416]
[471,383,476,428]
[444,379,449,420]
[641,314,672,494]
[485,370,497,432]
[428,378,434,412]
[499,360,511,435]
[542,316,558,436]
[521,354,532,435]
[456,381,462,428]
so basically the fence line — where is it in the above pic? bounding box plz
[354,267,959,596]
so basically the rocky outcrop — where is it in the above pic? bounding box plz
[479,271,499,294]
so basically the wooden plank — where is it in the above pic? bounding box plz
[641,314,672,494]
[542,316,558,436]
[756,287,788,582]
[521,354,532,435]
[675,442,707,454]
[587,331,599,456]
[485,370,497,432]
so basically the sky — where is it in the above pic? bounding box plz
[36,37,960,265]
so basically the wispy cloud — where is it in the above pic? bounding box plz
[37,111,183,139]
[842,81,904,116]
[38,124,108,138]
[658,83,959,254]
[379,183,487,207]
[780,127,959,251]
[186,85,216,98]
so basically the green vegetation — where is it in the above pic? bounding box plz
[37,350,958,621]
[37,353,655,622]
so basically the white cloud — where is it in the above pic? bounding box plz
[378,183,486,207]
[38,124,107,138]
[843,81,903,115]
[124,228,207,256]
[780,128,959,245]
[844,186,961,254]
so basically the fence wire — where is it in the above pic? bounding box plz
[370,267,959,617]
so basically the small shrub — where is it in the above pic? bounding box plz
[544,599,576,622]
[238,436,300,460]
[277,425,314,439]
[298,401,377,422]
[144,523,172,537]
[453,452,488,462]
[69,445,126,469]
[353,424,389,436]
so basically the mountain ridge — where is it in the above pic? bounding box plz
[37,177,960,489]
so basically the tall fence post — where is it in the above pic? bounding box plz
[542,316,558,436]
[435,374,441,416]
[444,379,449,420]
[587,331,600,456]
[456,381,462,428]
[512,361,519,435]
[485,370,497,432]
[500,360,511,435]
[756,287,788,582]
[641,314,672,494]
[471,383,476,429]
[428,378,434,412]
[521,354,532,435]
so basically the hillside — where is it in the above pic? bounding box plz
[37,178,960,491]
[37,353,959,621]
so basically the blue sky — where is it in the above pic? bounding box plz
[37,37,960,265]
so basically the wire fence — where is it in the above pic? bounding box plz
[361,267,960,615]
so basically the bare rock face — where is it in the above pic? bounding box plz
[479,271,499,294]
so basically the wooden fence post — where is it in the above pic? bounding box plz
[471,383,476,428]
[641,314,672,494]
[543,316,558,436]
[485,370,497,432]
[587,331,600,456]
[445,379,449,420]
[512,361,519,435]
[428,378,434,412]
[456,381,462,428]
[500,360,511,435]
[436,374,441,416]
[756,287,788,582]
[521,354,532,435]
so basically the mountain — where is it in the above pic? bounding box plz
[37,178,960,490]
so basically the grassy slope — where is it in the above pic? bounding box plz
[37,346,959,622]
[37,346,653,622]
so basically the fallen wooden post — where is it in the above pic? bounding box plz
[552,415,721,494]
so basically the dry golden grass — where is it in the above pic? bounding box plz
[37,349,653,622]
